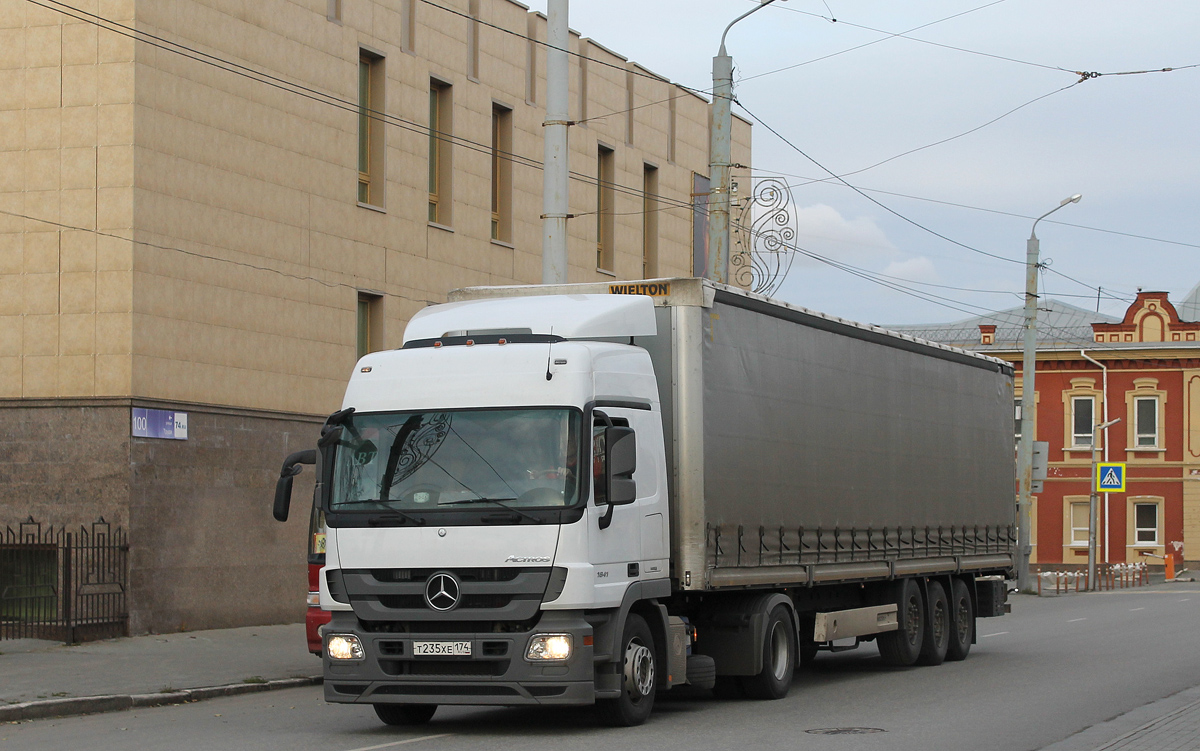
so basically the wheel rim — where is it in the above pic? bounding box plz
[624,638,654,699]
[905,595,921,644]
[932,599,947,645]
[768,621,790,680]
[955,598,970,643]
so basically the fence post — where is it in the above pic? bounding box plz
[62,533,73,645]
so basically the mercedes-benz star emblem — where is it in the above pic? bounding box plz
[424,572,461,612]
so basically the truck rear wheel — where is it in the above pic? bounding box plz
[877,578,924,666]
[917,580,949,666]
[597,613,656,727]
[946,578,973,661]
[373,704,437,726]
[742,605,795,700]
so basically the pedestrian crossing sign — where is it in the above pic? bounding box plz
[1097,462,1126,492]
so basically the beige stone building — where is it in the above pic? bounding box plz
[0,0,751,632]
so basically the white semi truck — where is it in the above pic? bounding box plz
[273,278,1015,727]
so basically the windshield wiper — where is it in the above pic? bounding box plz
[333,501,426,526]
[439,498,543,524]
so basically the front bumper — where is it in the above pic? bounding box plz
[322,611,595,706]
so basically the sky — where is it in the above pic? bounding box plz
[523,0,1199,327]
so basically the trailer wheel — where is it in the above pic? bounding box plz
[743,605,795,700]
[597,613,656,726]
[877,579,924,666]
[917,581,949,666]
[373,704,437,726]
[946,578,973,661]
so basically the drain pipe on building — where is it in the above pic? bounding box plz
[1080,350,1110,565]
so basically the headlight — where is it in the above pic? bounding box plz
[327,634,365,661]
[526,634,572,662]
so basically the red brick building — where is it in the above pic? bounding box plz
[894,283,1200,570]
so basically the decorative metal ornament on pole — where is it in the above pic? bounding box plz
[707,0,782,284]
[1016,193,1081,593]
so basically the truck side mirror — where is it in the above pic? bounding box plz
[597,427,636,530]
[606,427,637,505]
[274,449,316,522]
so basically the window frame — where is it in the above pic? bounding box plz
[1071,395,1095,448]
[490,103,513,243]
[1134,396,1159,448]
[1134,502,1159,545]
[642,163,658,278]
[357,50,385,209]
[428,79,452,225]
[1069,501,1090,546]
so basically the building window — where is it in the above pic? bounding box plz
[428,80,451,225]
[596,145,615,271]
[1134,502,1158,545]
[625,69,635,145]
[1070,502,1090,546]
[526,14,538,103]
[358,52,385,207]
[668,90,677,163]
[491,104,512,242]
[642,164,658,278]
[692,172,710,277]
[467,0,480,80]
[1135,396,1158,448]
[1071,396,1094,448]
[357,293,383,360]
[403,0,415,52]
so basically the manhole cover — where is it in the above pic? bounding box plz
[805,728,886,735]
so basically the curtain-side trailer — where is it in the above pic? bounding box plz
[273,278,1015,727]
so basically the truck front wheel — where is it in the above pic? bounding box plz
[597,613,656,726]
[877,578,924,666]
[742,605,795,700]
[373,704,437,726]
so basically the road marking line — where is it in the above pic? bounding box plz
[1130,607,1146,611]
[342,733,454,751]
[1068,618,1086,622]
[1180,598,1192,602]
[981,632,1008,638]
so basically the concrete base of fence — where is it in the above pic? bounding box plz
[0,676,321,723]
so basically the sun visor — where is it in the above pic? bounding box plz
[403,294,657,344]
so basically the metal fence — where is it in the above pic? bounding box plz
[0,517,129,643]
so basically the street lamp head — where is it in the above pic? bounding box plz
[1061,194,1083,206]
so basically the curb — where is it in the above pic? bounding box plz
[0,676,323,723]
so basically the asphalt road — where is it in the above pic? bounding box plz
[4,584,1198,751]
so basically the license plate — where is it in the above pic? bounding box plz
[413,640,472,656]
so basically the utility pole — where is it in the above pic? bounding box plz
[1016,194,1081,592]
[707,0,781,284]
[541,0,569,284]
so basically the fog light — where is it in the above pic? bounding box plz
[526,634,572,661]
[327,634,365,661]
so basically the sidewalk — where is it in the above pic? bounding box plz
[1040,684,1200,751]
[0,623,321,722]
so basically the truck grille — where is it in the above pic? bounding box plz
[336,567,552,622]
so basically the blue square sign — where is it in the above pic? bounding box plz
[1097,462,1125,492]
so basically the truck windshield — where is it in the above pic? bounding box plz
[329,408,582,511]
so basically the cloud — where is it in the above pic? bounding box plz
[882,256,939,284]
[785,203,897,266]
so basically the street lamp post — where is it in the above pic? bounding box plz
[707,0,782,283]
[1089,417,1121,590]
[1016,193,1082,593]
